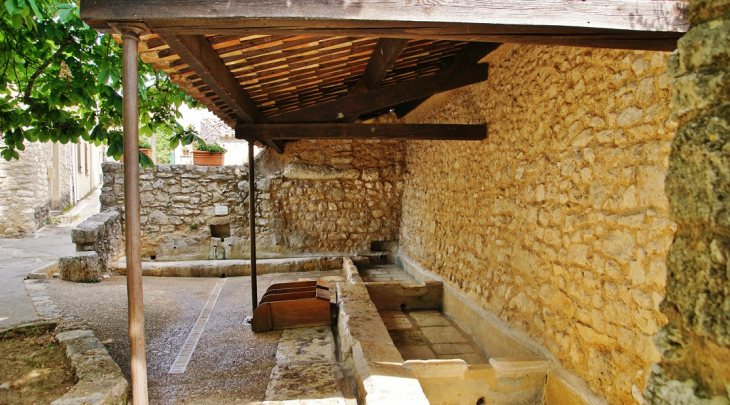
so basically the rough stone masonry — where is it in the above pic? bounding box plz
[400,43,676,404]
[645,1,730,404]
[100,138,404,259]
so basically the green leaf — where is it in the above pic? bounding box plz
[138,150,154,168]
[57,3,74,23]
[139,124,153,138]
[96,68,109,85]
[27,0,40,18]
[4,0,21,15]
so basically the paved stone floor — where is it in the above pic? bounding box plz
[381,310,489,365]
[38,270,349,404]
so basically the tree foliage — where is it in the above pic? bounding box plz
[0,0,198,166]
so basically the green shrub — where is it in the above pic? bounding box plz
[138,138,152,149]
[196,142,227,154]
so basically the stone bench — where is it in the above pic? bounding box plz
[71,211,122,273]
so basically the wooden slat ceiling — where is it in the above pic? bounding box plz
[136,34,466,128]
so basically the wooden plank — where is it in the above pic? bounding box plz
[260,290,317,303]
[268,299,331,330]
[263,286,317,298]
[161,34,264,123]
[267,280,318,290]
[266,63,488,123]
[82,1,688,34]
[251,297,331,331]
[235,123,486,141]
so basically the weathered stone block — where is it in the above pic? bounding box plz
[59,252,101,282]
[283,163,360,180]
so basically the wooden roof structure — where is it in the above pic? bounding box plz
[84,0,688,153]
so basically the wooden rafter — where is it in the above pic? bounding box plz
[268,63,489,123]
[160,34,285,153]
[341,38,409,122]
[235,123,487,141]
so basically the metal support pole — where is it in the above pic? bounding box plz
[248,140,258,310]
[121,28,149,405]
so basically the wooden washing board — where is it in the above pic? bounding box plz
[251,278,332,332]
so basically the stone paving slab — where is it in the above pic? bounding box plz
[432,343,476,355]
[399,345,437,360]
[409,310,451,327]
[264,326,346,404]
[379,311,413,330]
[358,264,419,285]
[382,309,490,366]
[265,363,344,403]
[421,326,469,344]
[275,326,336,365]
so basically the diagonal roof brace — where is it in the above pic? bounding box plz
[160,34,285,153]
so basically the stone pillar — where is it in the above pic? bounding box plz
[646,2,730,403]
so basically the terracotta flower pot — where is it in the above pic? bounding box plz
[120,149,153,163]
[193,151,225,166]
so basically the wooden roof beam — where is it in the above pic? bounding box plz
[160,34,285,153]
[235,123,486,141]
[351,38,409,94]
[82,0,688,51]
[340,38,409,123]
[268,62,489,123]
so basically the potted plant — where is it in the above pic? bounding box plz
[119,137,154,165]
[193,142,227,166]
[138,138,154,161]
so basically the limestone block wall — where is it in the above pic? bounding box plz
[399,44,676,403]
[101,163,253,260]
[100,139,403,258]
[270,139,404,253]
[0,141,53,237]
[646,1,730,403]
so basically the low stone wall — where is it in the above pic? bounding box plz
[100,139,403,259]
[0,318,129,405]
[53,316,129,405]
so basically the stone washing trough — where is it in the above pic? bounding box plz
[109,256,344,277]
[336,256,551,405]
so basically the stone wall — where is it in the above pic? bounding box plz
[0,141,53,237]
[100,139,403,259]
[271,139,404,253]
[646,1,730,403]
[399,44,676,403]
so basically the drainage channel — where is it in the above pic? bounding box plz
[169,278,226,374]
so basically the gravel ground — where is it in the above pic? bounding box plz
[46,270,343,404]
